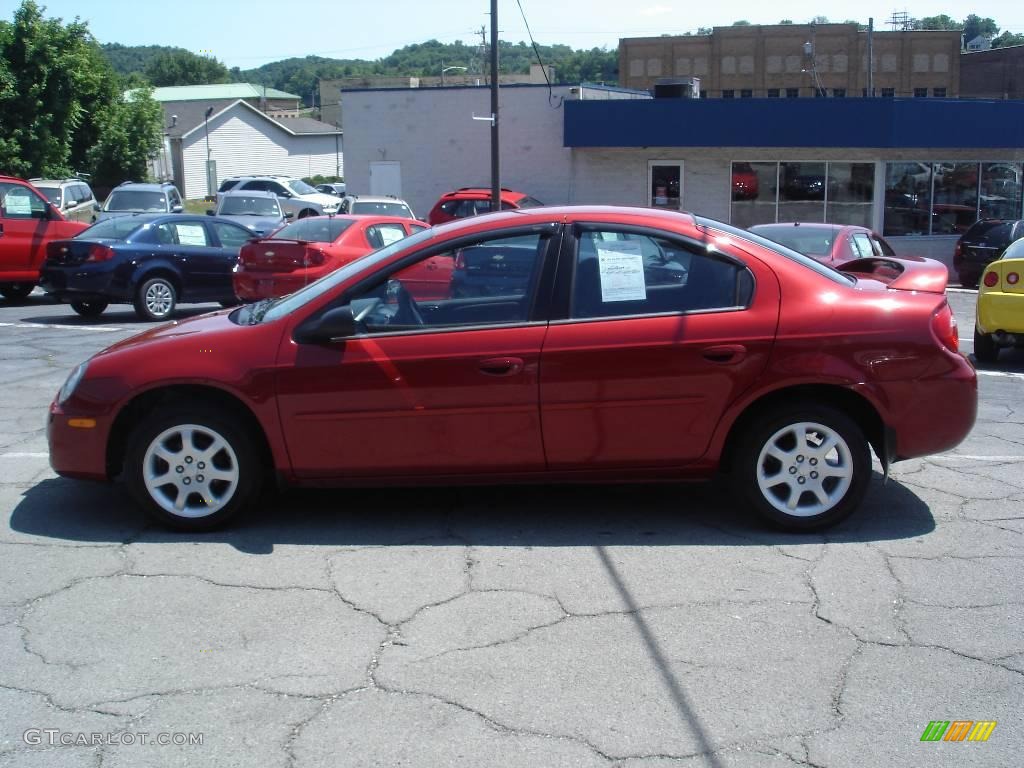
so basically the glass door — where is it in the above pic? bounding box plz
[648,162,684,211]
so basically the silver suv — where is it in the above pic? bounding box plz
[338,194,415,219]
[98,182,184,222]
[30,178,98,224]
[217,176,340,219]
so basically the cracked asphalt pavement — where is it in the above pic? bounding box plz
[0,290,1021,767]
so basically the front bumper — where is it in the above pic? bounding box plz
[47,399,111,480]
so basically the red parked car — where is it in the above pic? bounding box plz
[749,222,899,269]
[426,187,543,225]
[0,175,89,300]
[48,206,976,532]
[234,214,428,300]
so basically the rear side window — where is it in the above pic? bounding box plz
[77,217,144,240]
[212,222,252,248]
[570,229,753,320]
[1002,238,1024,260]
[365,223,408,249]
[850,233,874,258]
[351,201,413,218]
[218,179,242,193]
[516,196,544,209]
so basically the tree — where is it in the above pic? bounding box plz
[963,14,999,42]
[992,31,1024,48]
[811,16,830,24]
[87,87,164,188]
[732,20,752,26]
[778,20,794,25]
[144,50,230,87]
[0,1,116,178]
[915,14,960,30]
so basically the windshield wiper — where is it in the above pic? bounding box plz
[247,298,277,325]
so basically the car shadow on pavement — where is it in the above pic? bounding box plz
[18,305,222,326]
[9,472,934,552]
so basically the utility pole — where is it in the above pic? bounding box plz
[489,0,500,210]
[867,18,874,97]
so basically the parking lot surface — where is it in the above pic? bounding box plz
[0,289,1021,767]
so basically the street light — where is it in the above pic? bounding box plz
[203,106,215,198]
[441,65,468,86]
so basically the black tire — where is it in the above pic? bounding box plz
[297,209,316,219]
[133,276,177,321]
[70,300,108,317]
[973,328,999,364]
[0,283,34,301]
[123,405,263,531]
[735,404,871,531]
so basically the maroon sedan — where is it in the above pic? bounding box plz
[48,206,976,531]
[749,222,899,269]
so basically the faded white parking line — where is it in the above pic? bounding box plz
[947,287,977,294]
[0,322,125,332]
[0,452,48,459]
[975,369,1024,380]
[930,454,1024,462]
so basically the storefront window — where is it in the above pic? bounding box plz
[648,162,683,211]
[826,163,874,227]
[883,163,933,236]
[980,162,1023,220]
[729,162,777,228]
[778,162,827,223]
[932,163,979,234]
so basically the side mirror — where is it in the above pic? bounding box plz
[64,199,75,209]
[93,202,101,211]
[294,305,356,344]
[171,204,184,214]
[205,209,214,216]
[284,211,294,219]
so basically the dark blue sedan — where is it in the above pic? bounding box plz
[40,214,255,320]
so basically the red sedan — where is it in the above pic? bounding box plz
[749,222,899,269]
[48,206,976,532]
[233,214,428,300]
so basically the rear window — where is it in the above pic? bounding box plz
[274,218,354,243]
[218,196,280,216]
[105,191,166,212]
[36,186,62,205]
[218,179,242,193]
[76,217,144,240]
[965,221,1017,244]
[515,196,544,209]
[753,227,838,257]
[351,201,412,218]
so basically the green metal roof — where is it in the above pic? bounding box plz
[149,83,300,102]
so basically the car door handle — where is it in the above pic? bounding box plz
[478,357,524,376]
[701,344,747,364]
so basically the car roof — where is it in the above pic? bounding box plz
[218,190,278,198]
[750,222,862,233]
[346,195,410,204]
[440,187,526,200]
[111,183,174,192]
[30,178,88,186]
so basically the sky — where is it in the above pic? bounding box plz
[19,0,1024,69]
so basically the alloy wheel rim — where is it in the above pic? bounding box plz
[142,424,239,518]
[145,282,173,316]
[755,421,853,517]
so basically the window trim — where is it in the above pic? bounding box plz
[647,160,685,212]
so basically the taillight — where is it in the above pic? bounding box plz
[931,303,959,353]
[303,248,326,267]
[47,241,68,259]
[1008,272,1020,286]
[86,244,114,262]
[983,271,999,288]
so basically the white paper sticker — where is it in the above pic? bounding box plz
[597,241,647,302]
[175,223,208,247]
[378,226,405,246]
[4,192,32,216]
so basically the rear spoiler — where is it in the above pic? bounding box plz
[838,256,948,294]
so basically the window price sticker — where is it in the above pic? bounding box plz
[596,241,647,302]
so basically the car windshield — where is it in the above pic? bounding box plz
[36,186,61,205]
[272,218,354,243]
[754,227,837,257]
[219,196,281,216]
[699,218,854,285]
[105,191,166,212]
[1002,238,1024,260]
[248,226,440,325]
[352,201,412,217]
[76,217,145,240]
[285,179,318,196]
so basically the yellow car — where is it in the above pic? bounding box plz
[975,238,1024,362]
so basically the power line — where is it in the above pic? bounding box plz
[514,0,563,108]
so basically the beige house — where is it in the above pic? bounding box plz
[619,24,962,98]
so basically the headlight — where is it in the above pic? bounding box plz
[58,361,89,404]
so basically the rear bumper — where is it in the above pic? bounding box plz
[890,353,977,461]
[40,264,129,301]
[233,267,327,301]
[977,292,1024,335]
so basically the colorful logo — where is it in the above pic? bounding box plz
[920,721,997,742]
